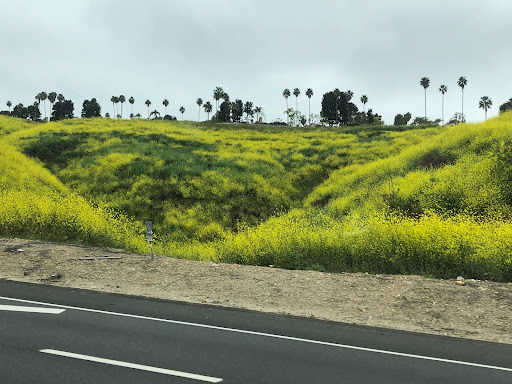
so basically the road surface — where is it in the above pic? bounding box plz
[0,279,511,383]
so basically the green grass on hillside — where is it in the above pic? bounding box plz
[1,114,512,281]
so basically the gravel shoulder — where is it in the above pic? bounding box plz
[1,238,511,345]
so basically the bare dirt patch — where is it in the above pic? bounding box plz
[1,238,511,344]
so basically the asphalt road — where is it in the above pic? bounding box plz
[0,279,511,383]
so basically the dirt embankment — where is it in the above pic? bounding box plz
[1,238,511,345]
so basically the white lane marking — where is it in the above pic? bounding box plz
[40,349,223,383]
[0,304,65,314]
[2,296,511,373]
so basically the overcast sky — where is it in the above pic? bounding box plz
[1,0,511,124]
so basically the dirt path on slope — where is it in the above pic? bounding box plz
[1,238,511,344]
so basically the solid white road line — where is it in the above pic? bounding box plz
[2,295,511,373]
[0,304,65,314]
[40,349,223,383]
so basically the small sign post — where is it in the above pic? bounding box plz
[145,221,153,260]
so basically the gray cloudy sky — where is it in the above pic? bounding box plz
[1,0,511,124]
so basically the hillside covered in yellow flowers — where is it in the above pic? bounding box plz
[2,114,512,281]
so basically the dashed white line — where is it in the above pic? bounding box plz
[40,349,223,383]
[0,304,65,314]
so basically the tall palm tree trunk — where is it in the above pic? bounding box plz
[308,98,311,125]
[442,94,445,125]
[295,98,299,125]
[285,99,289,125]
[424,89,427,120]
[461,90,464,122]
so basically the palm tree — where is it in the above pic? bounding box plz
[48,92,57,115]
[119,95,126,118]
[40,92,48,119]
[254,106,262,123]
[458,76,468,122]
[204,101,213,120]
[213,87,224,113]
[479,96,492,120]
[150,110,161,119]
[420,77,430,120]
[293,88,300,125]
[6,100,12,113]
[283,88,291,125]
[145,100,151,118]
[129,96,135,115]
[305,88,314,125]
[179,106,185,120]
[196,98,203,121]
[163,99,169,115]
[35,93,42,109]
[111,96,118,117]
[439,85,448,125]
[360,95,368,113]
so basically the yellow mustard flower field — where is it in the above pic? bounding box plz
[2,114,512,281]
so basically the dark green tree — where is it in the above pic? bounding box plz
[150,110,161,119]
[6,100,12,113]
[81,98,102,118]
[27,102,41,121]
[231,99,244,122]
[333,88,341,124]
[320,90,359,126]
[394,112,412,126]
[51,99,74,121]
[410,116,441,126]
[499,98,512,113]
[344,90,355,124]
[320,92,337,125]
[216,100,231,122]
[13,103,28,119]
[179,106,185,120]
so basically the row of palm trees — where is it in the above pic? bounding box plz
[3,83,494,124]
[419,76,492,123]
[108,96,188,120]
[4,92,65,119]
[282,88,316,125]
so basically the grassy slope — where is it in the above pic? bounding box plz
[1,114,512,281]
